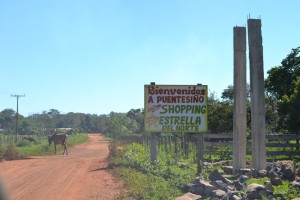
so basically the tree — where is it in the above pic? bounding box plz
[19,120,33,135]
[107,113,139,137]
[0,109,16,133]
[278,77,300,134]
[56,112,81,129]
[265,47,300,133]
[0,108,143,135]
[82,115,95,132]
[221,84,250,104]
[265,47,300,99]
[126,108,144,134]
[48,109,61,118]
[97,114,109,133]
[265,95,279,133]
[221,85,234,104]
[26,112,52,134]
[220,85,253,132]
[207,92,233,133]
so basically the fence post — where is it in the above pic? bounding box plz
[169,136,172,153]
[196,133,204,174]
[174,135,178,162]
[150,132,157,162]
[184,134,189,159]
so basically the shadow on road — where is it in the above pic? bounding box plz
[90,166,112,172]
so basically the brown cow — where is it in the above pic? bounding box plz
[48,133,68,155]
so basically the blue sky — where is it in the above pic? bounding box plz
[0,0,299,116]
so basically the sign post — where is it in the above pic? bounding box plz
[196,133,204,174]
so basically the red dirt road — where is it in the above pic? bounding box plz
[0,134,124,200]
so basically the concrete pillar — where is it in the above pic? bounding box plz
[233,27,247,172]
[247,19,266,170]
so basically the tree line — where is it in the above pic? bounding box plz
[0,108,144,136]
[0,47,299,136]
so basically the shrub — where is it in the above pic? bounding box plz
[0,146,3,162]
[16,140,31,147]
[40,145,50,153]
[4,143,19,160]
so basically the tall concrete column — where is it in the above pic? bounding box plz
[233,26,247,172]
[248,19,266,170]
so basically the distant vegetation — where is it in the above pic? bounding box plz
[0,48,299,138]
[0,134,88,161]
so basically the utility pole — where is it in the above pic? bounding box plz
[11,94,25,139]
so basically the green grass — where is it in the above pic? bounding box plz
[0,134,89,159]
[110,139,300,199]
[110,142,197,199]
[246,178,300,200]
[116,168,182,200]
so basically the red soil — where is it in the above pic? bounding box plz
[0,134,124,200]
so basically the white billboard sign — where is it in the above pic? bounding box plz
[144,84,208,133]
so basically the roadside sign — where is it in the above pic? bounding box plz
[144,84,208,133]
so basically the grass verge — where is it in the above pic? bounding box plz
[109,141,300,199]
[0,134,89,160]
[109,142,197,199]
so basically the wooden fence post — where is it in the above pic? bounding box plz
[174,135,178,162]
[184,134,189,159]
[150,132,157,162]
[164,137,167,153]
[196,133,204,174]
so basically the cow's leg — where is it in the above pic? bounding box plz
[54,144,57,154]
[65,143,68,155]
[62,144,65,155]
[62,143,68,155]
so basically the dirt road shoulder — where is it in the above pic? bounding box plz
[0,134,124,200]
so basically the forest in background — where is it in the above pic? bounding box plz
[0,47,299,137]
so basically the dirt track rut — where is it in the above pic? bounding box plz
[0,134,123,200]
